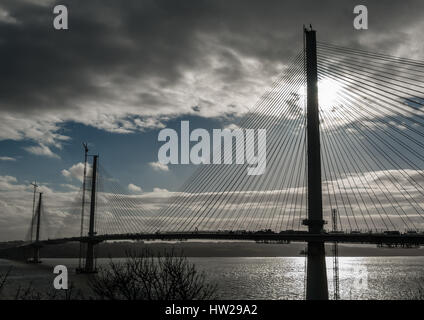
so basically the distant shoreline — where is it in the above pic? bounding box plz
[2,241,424,259]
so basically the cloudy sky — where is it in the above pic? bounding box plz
[1,0,424,240]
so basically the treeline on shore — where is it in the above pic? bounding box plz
[1,240,424,259]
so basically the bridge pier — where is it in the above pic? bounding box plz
[29,243,42,264]
[77,239,101,273]
[303,27,329,300]
[306,242,328,299]
[85,242,95,272]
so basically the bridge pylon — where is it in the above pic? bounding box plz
[28,192,43,264]
[77,154,100,273]
[303,27,329,300]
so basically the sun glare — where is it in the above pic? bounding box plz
[296,78,342,113]
[318,78,342,110]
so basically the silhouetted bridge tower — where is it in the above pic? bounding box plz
[77,154,101,273]
[303,27,328,300]
[28,192,43,264]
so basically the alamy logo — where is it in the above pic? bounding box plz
[352,265,368,291]
[353,5,368,30]
[53,265,68,289]
[53,5,68,30]
[157,121,267,175]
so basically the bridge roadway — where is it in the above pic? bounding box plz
[35,231,424,246]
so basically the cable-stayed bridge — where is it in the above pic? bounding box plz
[3,28,424,300]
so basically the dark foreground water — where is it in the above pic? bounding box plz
[1,257,423,300]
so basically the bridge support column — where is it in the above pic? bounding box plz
[303,27,329,300]
[78,155,99,273]
[30,244,43,264]
[28,192,43,264]
[33,246,40,263]
[84,241,96,272]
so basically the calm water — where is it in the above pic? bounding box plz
[1,257,423,300]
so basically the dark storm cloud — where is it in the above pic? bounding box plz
[0,0,206,113]
[0,0,423,117]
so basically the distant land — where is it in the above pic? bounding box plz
[1,240,424,258]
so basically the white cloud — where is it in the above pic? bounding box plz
[128,183,143,193]
[0,175,18,186]
[0,156,16,161]
[149,161,169,172]
[60,183,80,191]
[0,113,70,147]
[61,169,71,178]
[223,123,240,130]
[61,162,91,182]
[152,187,169,193]
[24,144,60,159]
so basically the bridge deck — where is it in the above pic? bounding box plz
[36,232,424,246]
